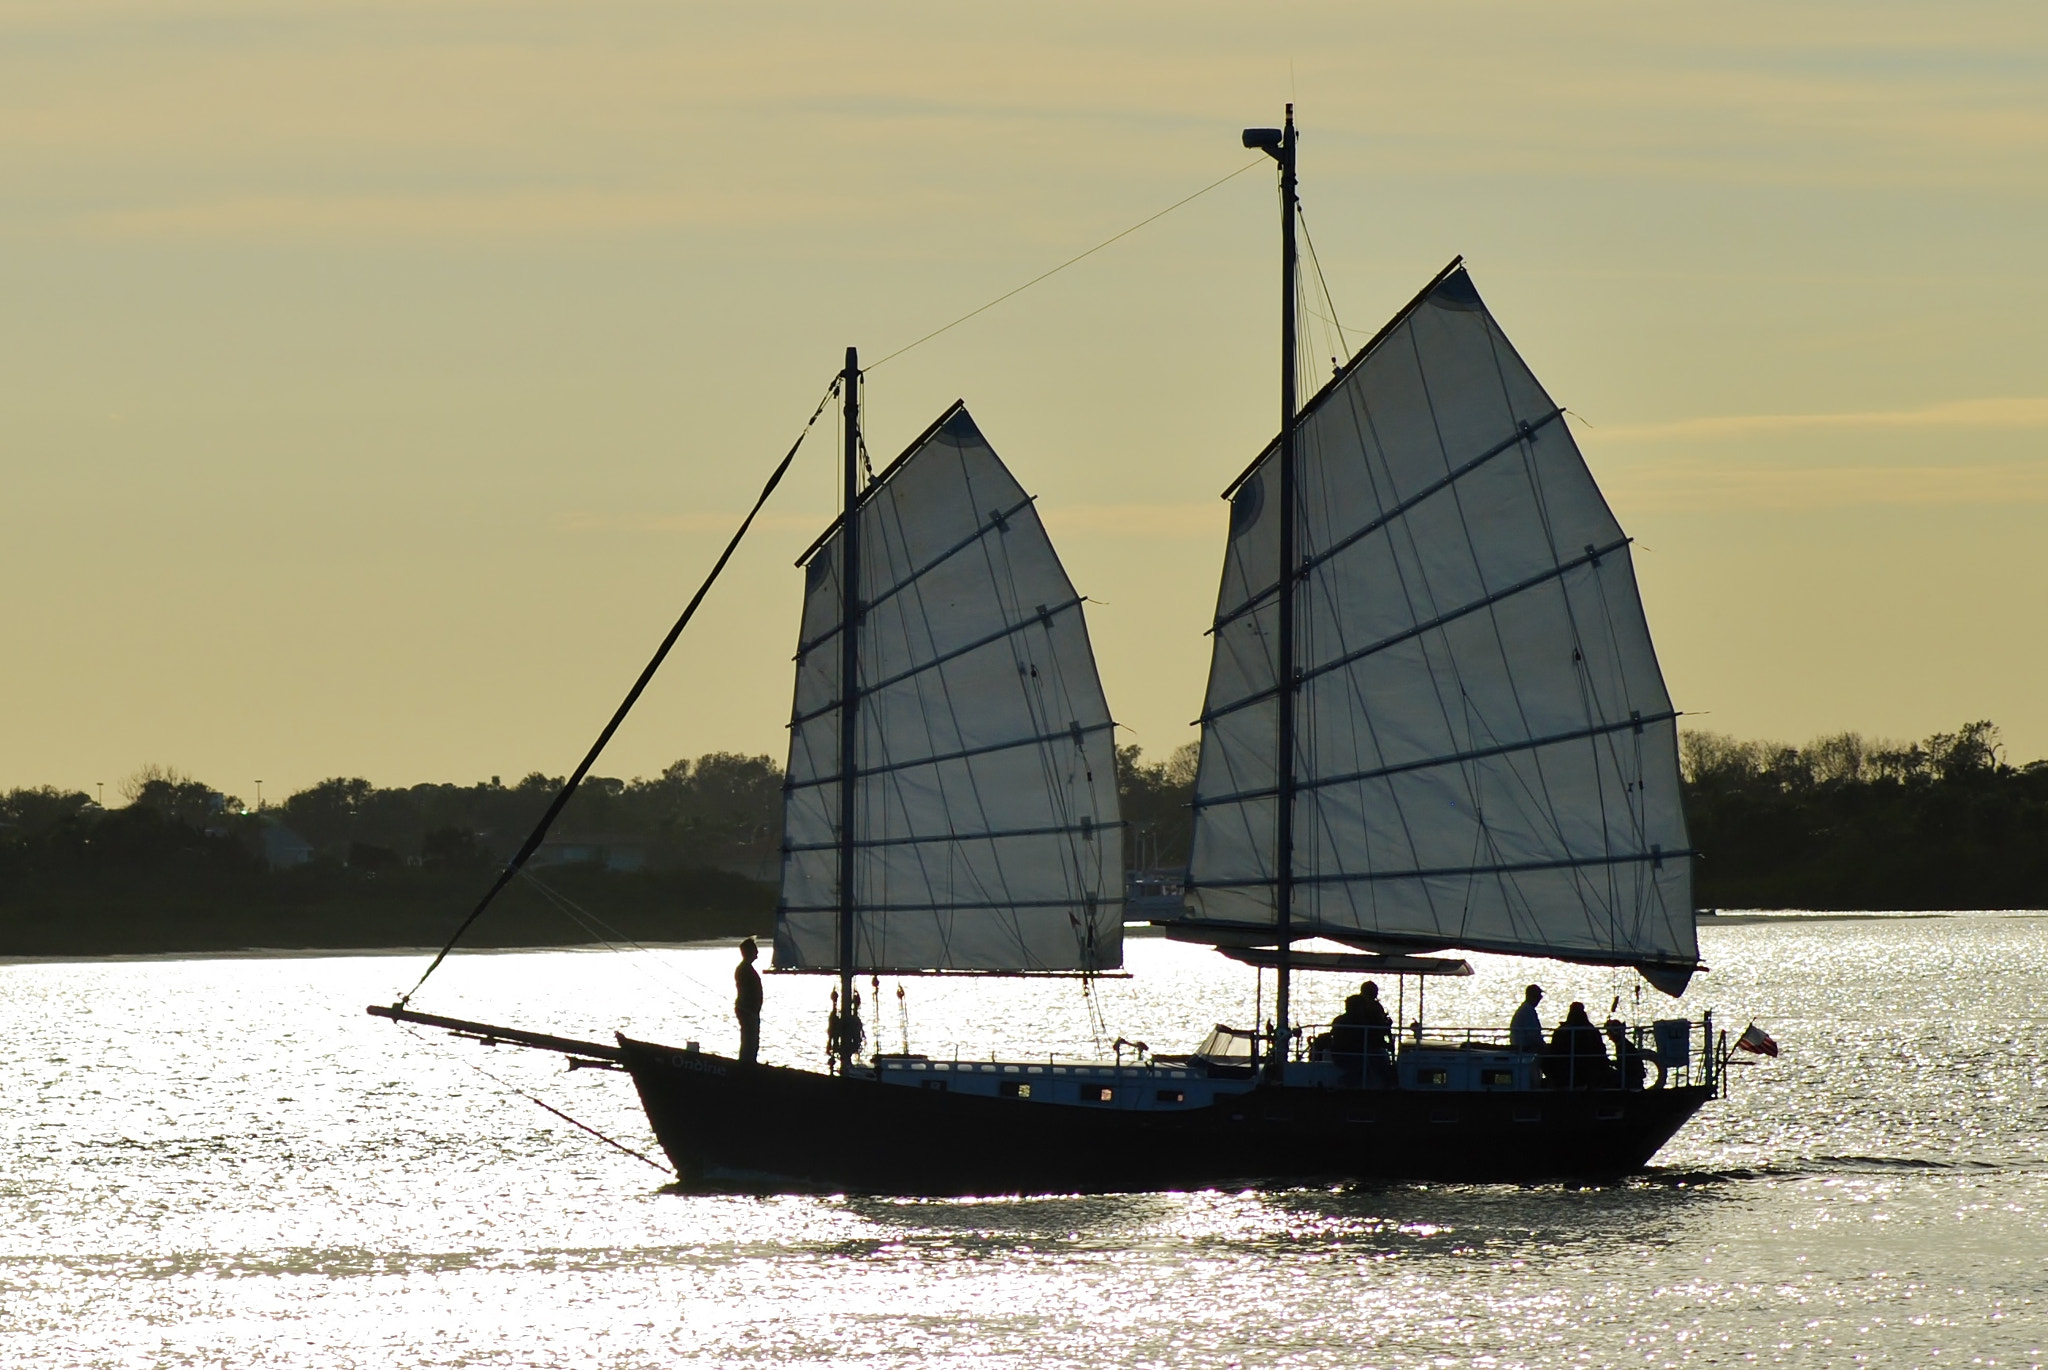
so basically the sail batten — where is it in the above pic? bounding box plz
[794,495,1038,655]
[785,720,1118,792]
[1197,848,1688,888]
[775,405,1123,975]
[1193,708,1683,808]
[1180,265,1698,991]
[1199,534,1634,726]
[1211,406,1567,636]
[785,819,1104,853]
[788,595,1087,727]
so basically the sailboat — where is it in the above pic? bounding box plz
[372,108,1727,1194]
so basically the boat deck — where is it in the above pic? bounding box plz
[862,1013,1716,1113]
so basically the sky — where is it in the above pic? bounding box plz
[5,0,2046,799]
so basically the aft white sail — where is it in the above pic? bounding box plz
[775,403,1123,974]
[1182,263,1698,992]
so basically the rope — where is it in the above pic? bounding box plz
[515,869,814,1060]
[866,158,1267,371]
[395,375,842,1007]
[403,1025,673,1176]
[1296,202,1349,355]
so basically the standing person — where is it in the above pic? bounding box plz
[734,937,763,1065]
[1509,984,1546,1054]
[1354,981,1395,1086]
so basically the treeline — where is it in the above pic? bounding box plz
[0,755,787,957]
[1127,723,2048,910]
[9,720,2035,958]
[0,745,1200,956]
[1683,720,2048,910]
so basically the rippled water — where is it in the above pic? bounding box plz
[3,914,2045,1367]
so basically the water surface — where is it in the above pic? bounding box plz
[3,915,2044,1366]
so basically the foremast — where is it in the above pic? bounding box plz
[836,345,861,1074]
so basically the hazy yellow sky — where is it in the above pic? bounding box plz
[6,1,2046,797]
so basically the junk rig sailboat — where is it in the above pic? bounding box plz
[372,108,1727,1194]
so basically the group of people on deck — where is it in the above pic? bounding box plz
[1513,984,1654,1090]
[1312,979,1654,1089]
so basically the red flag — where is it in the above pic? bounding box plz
[1736,1022,1780,1057]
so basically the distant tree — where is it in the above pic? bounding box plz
[1119,741,1199,871]
[420,825,485,869]
[120,763,191,804]
[642,752,783,872]
[1681,719,2048,909]
[1927,720,2002,781]
[347,841,403,873]
[0,786,95,836]
[279,778,375,853]
[131,777,222,829]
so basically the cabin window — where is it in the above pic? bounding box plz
[1419,1068,1450,1087]
[1086,1085,1114,1103]
[1000,1080,1032,1099]
[1155,1089,1185,1104]
[1027,1065,1045,1074]
[1480,1068,1514,1087]
[910,1062,927,1071]
[1002,1065,1020,1073]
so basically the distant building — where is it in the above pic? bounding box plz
[260,823,315,870]
[531,834,652,873]
[1125,868,1188,921]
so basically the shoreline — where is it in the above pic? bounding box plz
[11,909,2048,967]
[0,936,753,968]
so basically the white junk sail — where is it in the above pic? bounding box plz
[775,403,1123,973]
[1184,264,1698,993]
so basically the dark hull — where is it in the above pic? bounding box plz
[619,1036,1713,1195]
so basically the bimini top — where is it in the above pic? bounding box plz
[1173,262,1700,996]
[775,403,1123,975]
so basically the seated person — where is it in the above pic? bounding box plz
[1323,981,1394,1086]
[1543,1001,1616,1089]
[1604,1019,1662,1090]
[1320,993,1367,1076]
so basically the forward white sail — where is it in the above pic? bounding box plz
[1182,264,1698,993]
[776,403,1123,973]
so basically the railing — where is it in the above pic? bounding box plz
[1294,1013,1722,1092]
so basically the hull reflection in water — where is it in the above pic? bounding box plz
[620,1038,1717,1195]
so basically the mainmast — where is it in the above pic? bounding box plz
[1242,106,1299,1078]
[837,345,861,1074]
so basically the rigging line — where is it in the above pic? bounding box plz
[1295,203,1348,353]
[866,158,1267,371]
[512,873,811,1056]
[395,374,842,1008]
[402,1024,673,1176]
